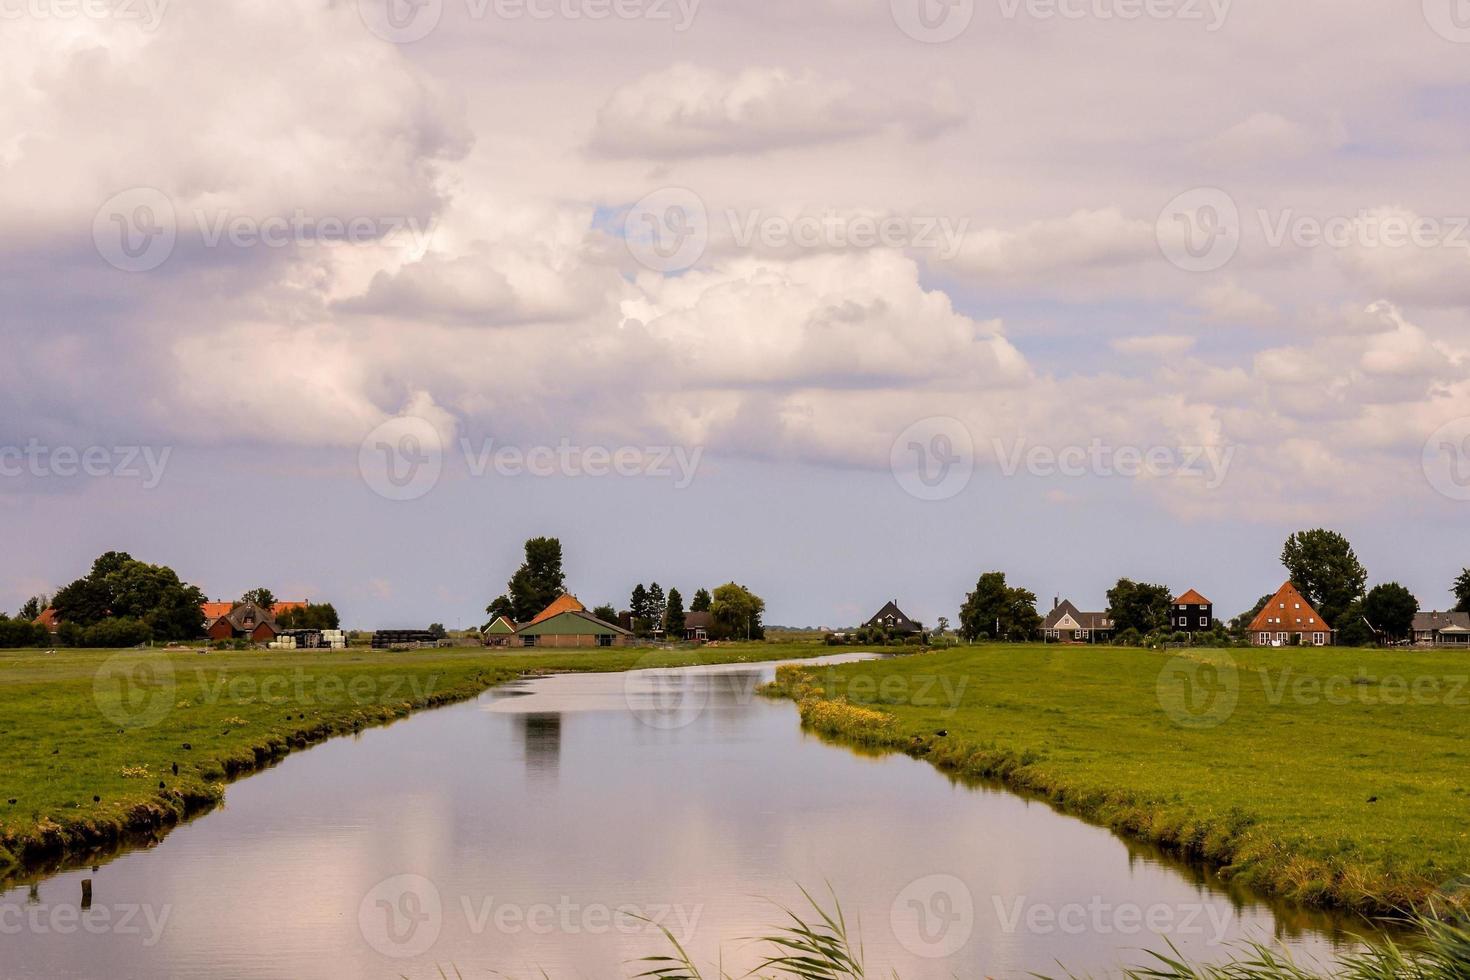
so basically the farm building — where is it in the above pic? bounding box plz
[527,593,586,625]
[1172,590,1214,632]
[515,609,631,648]
[864,601,924,636]
[683,611,712,642]
[206,602,280,643]
[1249,582,1332,646]
[483,615,518,647]
[1412,611,1470,647]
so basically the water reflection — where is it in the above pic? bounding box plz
[1,656,1386,980]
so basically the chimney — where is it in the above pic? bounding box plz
[1053,597,1059,610]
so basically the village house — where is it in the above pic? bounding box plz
[1249,581,1332,646]
[1412,611,1470,647]
[205,601,280,643]
[683,610,712,642]
[1172,589,1214,632]
[864,601,924,636]
[1040,599,1115,643]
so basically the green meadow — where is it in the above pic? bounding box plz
[768,644,1470,915]
[0,641,841,883]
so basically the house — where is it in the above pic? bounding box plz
[684,610,712,642]
[864,601,924,635]
[33,607,61,633]
[1040,599,1115,643]
[1172,589,1214,633]
[483,615,518,647]
[1249,582,1332,646]
[515,609,631,648]
[1412,611,1470,647]
[205,602,280,643]
[201,600,308,629]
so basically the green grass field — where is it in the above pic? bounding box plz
[769,644,1470,915]
[0,641,842,883]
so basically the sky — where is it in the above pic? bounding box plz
[2,0,1469,629]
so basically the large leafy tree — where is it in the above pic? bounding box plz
[241,587,276,609]
[277,603,341,631]
[485,595,515,624]
[1454,568,1470,614]
[52,552,204,641]
[690,588,712,613]
[502,537,566,623]
[1362,583,1419,642]
[1106,579,1174,635]
[709,583,765,640]
[18,596,46,621]
[958,572,1041,641]
[592,603,618,624]
[1281,529,1367,628]
[1231,594,1274,633]
[1336,599,1376,647]
[665,588,686,637]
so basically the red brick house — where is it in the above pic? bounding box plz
[206,602,281,643]
[1249,582,1332,646]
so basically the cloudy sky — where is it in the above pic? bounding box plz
[3,0,1469,629]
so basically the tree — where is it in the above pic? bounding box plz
[1454,569,1470,614]
[935,616,950,637]
[18,596,46,622]
[428,623,448,640]
[1281,529,1367,628]
[52,552,204,641]
[1336,599,1376,648]
[241,587,276,609]
[690,588,712,613]
[504,537,566,623]
[709,583,765,640]
[592,603,618,624]
[278,603,341,631]
[1362,583,1418,643]
[1106,579,1174,636]
[665,588,686,638]
[648,583,666,629]
[630,584,651,635]
[1231,595,1273,633]
[485,594,515,624]
[958,572,1041,642]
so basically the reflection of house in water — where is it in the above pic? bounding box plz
[518,712,562,778]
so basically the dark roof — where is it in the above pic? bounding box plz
[217,602,278,633]
[684,611,713,629]
[864,600,922,633]
[1413,611,1470,632]
[1041,600,1113,631]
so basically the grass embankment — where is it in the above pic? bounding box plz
[0,641,838,883]
[764,646,1470,916]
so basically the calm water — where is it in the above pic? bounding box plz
[3,656,1372,979]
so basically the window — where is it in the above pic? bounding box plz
[1309,617,1315,624]
[522,635,537,647]
[1178,617,1187,626]
[1276,632,1287,643]
[1313,632,1325,646]
[598,634,613,647]
[1294,603,1301,609]
[1200,617,1208,626]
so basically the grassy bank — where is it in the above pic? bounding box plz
[765,645,1470,916]
[0,641,840,884]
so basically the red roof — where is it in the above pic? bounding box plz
[1174,589,1211,605]
[34,607,61,630]
[528,593,585,626]
[1249,582,1330,633]
[202,600,308,622]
